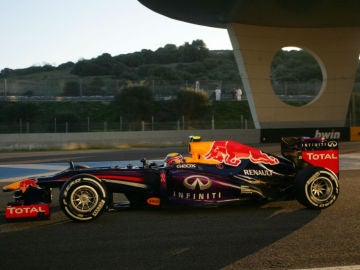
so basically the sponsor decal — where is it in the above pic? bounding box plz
[92,199,106,217]
[216,163,225,169]
[4,179,39,192]
[183,175,212,190]
[6,204,50,219]
[305,152,338,160]
[350,127,360,141]
[301,140,338,150]
[261,127,349,143]
[327,141,338,148]
[204,140,279,166]
[176,164,197,169]
[243,169,273,176]
[314,129,340,139]
[19,179,39,192]
[172,191,221,201]
[146,197,161,206]
[160,170,166,183]
[172,175,221,201]
[302,150,339,174]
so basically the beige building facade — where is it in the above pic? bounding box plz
[228,24,360,128]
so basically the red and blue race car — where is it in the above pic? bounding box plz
[2,136,339,222]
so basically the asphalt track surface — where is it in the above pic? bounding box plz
[0,143,359,270]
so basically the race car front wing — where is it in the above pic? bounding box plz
[5,203,50,220]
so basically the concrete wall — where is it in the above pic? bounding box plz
[0,129,260,151]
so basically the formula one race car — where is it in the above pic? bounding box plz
[2,136,339,222]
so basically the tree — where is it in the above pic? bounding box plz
[113,84,154,122]
[178,40,209,62]
[57,61,75,70]
[71,53,113,76]
[84,78,106,96]
[0,68,13,77]
[155,44,178,64]
[62,81,80,96]
[0,102,39,123]
[176,87,211,120]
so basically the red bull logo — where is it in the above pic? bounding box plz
[204,140,279,167]
[19,179,39,192]
[4,179,39,192]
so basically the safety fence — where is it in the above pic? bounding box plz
[0,118,253,134]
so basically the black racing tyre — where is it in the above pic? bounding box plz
[59,174,108,222]
[294,167,339,209]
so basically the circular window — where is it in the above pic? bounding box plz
[271,47,323,106]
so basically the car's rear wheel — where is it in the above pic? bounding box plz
[294,167,339,209]
[59,174,108,222]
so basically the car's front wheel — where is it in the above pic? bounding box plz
[294,167,339,209]
[59,175,108,222]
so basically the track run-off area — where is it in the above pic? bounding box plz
[0,143,359,270]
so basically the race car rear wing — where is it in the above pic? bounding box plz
[281,137,339,176]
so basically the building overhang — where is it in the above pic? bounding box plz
[138,0,360,28]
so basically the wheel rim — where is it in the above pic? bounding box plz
[70,185,99,213]
[308,176,333,203]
